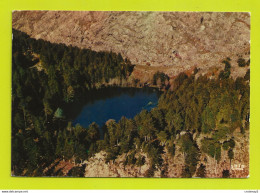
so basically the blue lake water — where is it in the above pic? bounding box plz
[71,88,160,128]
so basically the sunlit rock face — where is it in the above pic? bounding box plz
[12,11,250,78]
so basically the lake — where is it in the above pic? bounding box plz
[68,87,160,129]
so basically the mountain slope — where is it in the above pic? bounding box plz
[12,11,250,78]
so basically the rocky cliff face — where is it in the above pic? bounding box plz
[12,11,250,78]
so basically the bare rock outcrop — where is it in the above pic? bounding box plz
[12,11,250,78]
[84,151,151,177]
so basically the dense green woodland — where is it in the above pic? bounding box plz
[12,29,249,177]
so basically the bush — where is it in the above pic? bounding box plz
[105,147,119,163]
[228,148,234,160]
[244,69,250,81]
[136,155,145,166]
[237,58,246,67]
[127,152,137,165]
[196,164,206,177]
[181,165,192,178]
[167,143,175,157]
[222,169,230,178]
[67,164,86,177]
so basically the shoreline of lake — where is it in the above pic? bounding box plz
[64,87,161,130]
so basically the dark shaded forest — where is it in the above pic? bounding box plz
[12,29,249,177]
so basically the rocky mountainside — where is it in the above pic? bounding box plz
[12,11,250,79]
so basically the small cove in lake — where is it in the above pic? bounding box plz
[65,87,161,132]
